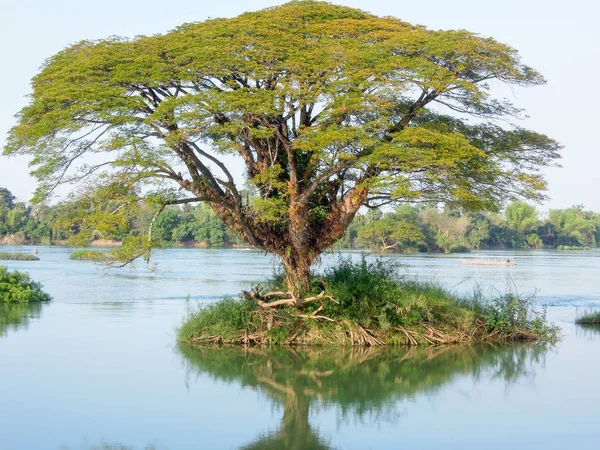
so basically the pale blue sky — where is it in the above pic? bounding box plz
[1,0,598,210]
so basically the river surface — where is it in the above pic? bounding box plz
[1,246,599,450]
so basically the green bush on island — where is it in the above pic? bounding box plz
[179,258,558,346]
[557,245,591,250]
[69,249,109,262]
[0,252,39,261]
[575,310,600,325]
[0,265,52,303]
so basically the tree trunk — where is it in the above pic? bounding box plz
[280,252,313,298]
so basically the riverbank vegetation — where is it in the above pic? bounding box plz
[179,258,558,346]
[575,310,600,325]
[0,266,52,303]
[2,185,599,253]
[0,252,39,261]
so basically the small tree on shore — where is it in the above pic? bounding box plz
[4,1,560,297]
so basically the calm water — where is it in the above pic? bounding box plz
[1,246,599,449]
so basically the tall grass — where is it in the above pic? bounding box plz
[0,252,39,261]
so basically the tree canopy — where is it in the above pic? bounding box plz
[3,0,561,293]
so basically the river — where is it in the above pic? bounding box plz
[1,246,599,449]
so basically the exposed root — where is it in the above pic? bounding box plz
[347,323,385,346]
[185,308,548,347]
[297,314,336,322]
[397,326,419,345]
[242,287,337,309]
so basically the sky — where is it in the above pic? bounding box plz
[0,0,598,211]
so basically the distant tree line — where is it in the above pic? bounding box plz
[0,187,241,247]
[1,187,599,251]
[338,201,600,252]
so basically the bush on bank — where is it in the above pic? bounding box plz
[0,265,52,303]
[179,258,558,346]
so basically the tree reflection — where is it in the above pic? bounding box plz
[178,344,549,449]
[0,301,45,337]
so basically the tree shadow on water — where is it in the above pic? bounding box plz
[177,343,550,450]
[0,301,46,337]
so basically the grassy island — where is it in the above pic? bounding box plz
[179,259,557,347]
[575,310,600,325]
[0,265,52,303]
[0,252,39,261]
[69,250,109,262]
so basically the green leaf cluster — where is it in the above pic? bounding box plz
[0,266,52,303]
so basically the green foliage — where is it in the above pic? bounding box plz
[505,201,539,247]
[355,207,423,252]
[479,293,553,337]
[0,266,52,303]
[3,1,561,289]
[549,206,597,247]
[341,202,600,252]
[152,208,180,243]
[69,250,109,261]
[505,201,539,233]
[526,233,543,248]
[0,252,39,261]
[575,310,600,325]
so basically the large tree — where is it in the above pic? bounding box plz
[4,1,560,295]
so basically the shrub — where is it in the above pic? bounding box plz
[0,265,52,303]
[478,293,553,337]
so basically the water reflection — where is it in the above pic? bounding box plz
[179,344,549,449]
[575,323,600,340]
[0,302,46,337]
